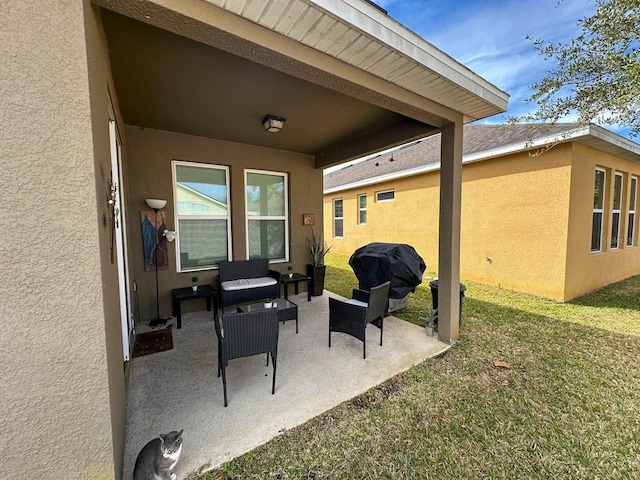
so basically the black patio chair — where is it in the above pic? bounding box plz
[215,309,279,407]
[328,281,391,359]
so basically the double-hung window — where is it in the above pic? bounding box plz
[592,168,606,252]
[333,198,343,238]
[611,172,623,249]
[173,161,231,271]
[358,194,367,225]
[245,170,288,261]
[628,176,637,247]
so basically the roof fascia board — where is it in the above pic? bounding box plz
[309,0,508,111]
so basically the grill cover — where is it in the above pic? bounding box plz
[349,243,426,299]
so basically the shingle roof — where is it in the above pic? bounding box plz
[323,123,580,190]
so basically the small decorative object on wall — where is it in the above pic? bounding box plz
[303,213,315,225]
[141,209,169,272]
[108,173,120,264]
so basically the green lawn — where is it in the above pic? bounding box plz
[197,253,640,479]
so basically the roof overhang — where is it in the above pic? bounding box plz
[94,0,508,169]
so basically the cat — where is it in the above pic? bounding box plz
[133,429,183,480]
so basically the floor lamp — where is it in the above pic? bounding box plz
[146,198,167,327]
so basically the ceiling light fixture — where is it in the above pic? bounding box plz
[262,114,286,133]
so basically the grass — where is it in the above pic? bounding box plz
[193,253,640,479]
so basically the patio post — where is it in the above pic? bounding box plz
[437,120,463,343]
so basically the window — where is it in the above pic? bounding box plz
[611,172,623,249]
[358,194,367,225]
[592,168,606,252]
[173,161,231,271]
[376,189,395,202]
[628,176,637,247]
[333,198,343,237]
[245,170,288,261]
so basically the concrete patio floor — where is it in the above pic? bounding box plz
[122,291,450,479]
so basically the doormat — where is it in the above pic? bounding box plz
[132,327,173,358]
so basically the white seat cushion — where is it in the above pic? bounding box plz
[221,277,277,291]
[346,299,368,308]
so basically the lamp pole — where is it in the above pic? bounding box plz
[145,198,168,327]
[149,206,165,327]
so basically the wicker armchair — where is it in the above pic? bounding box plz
[215,309,279,407]
[328,281,390,359]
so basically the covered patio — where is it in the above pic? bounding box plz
[123,292,449,478]
[4,1,509,478]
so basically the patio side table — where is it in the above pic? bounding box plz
[280,273,312,301]
[172,284,218,329]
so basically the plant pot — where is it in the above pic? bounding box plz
[288,273,293,278]
[192,285,198,292]
[426,326,435,337]
[264,301,272,308]
[306,264,326,296]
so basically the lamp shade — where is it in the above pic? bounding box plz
[145,198,167,210]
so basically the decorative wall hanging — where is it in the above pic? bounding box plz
[303,213,315,225]
[141,210,169,272]
[108,174,119,264]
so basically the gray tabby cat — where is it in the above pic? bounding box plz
[133,429,183,480]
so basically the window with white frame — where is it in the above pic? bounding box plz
[245,170,288,261]
[611,172,623,249]
[628,176,637,247]
[333,198,343,237]
[376,189,395,202]
[173,161,231,271]
[592,168,606,252]
[358,194,367,225]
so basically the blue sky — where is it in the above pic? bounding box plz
[370,0,599,125]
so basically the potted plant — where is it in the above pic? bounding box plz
[264,298,273,308]
[191,276,198,292]
[287,265,293,278]
[305,226,331,296]
[420,308,438,337]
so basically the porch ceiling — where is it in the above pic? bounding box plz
[96,0,508,168]
[101,9,414,158]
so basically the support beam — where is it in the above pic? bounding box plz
[314,119,438,169]
[437,120,463,343]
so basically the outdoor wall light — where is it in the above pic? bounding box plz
[262,114,286,133]
[145,198,167,210]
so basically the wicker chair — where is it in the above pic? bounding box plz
[215,309,279,407]
[328,281,390,359]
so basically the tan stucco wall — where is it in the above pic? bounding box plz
[1,1,122,478]
[323,174,440,272]
[125,127,322,320]
[324,145,575,300]
[85,4,129,479]
[564,143,640,299]
[325,141,640,301]
[461,147,572,299]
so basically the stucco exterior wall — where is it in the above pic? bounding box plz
[324,145,574,300]
[461,147,572,300]
[125,127,321,320]
[323,174,440,272]
[564,143,640,299]
[1,1,120,478]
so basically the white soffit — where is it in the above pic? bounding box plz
[207,0,509,122]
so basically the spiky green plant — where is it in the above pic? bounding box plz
[305,226,332,266]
